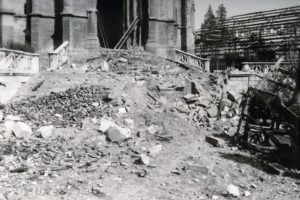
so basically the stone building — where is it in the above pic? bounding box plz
[0,0,195,57]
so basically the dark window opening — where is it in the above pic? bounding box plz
[53,0,64,49]
[97,0,125,48]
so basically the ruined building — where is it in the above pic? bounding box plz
[194,5,300,59]
[0,0,195,57]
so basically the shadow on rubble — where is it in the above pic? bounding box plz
[219,152,300,180]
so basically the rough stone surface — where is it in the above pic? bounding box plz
[147,125,160,135]
[183,94,197,103]
[101,61,109,71]
[118,107,127,114]
[37,125,55,139]
[227,184,240,197]
[118,57,128,63]
[99,118,116,133]
[198,98,211,108]
[106,125,131,144]
[124,118,134,129]
[139,154,150,166]
[12,122,33,140]
[206,106,218,118]
[205,135,225,147]
[149,144,162,157]
[3,121,15,139]
[5,115,22,121]
[0,110,3,122]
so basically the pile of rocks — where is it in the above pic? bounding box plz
[0,112,165,176]
[218,91,240,119]
[5,86,111,127]
[175,92,219,127]
[174,87,240,129]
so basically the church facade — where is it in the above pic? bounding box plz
[0,0,195,57]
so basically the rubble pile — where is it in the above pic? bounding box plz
[83,49,175,74]
[0,127,109,174]
[0,114,164,178]
[168,74,223,128]
[0,48,298,199]
[5,86,111,128]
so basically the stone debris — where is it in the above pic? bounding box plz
[138,154,150,166]
[3,120,15,139]
[118,107,127,114]
[183,94,198,103]
[5,86,111,128]
[206,106,218,118]
[0,110,3,122]
[118,57,128,63]
[5,115,22,121]
[99,118,116,132]
[11,121,33,140]
[124,118,135,129]
[147,125,161,135]
[227,184,240,197]
[205,135,225,147]
[106,125,131,144]
[149,144,162,157]
[36,125,55,139]
[101,61,109,71]
[244,190,251,197]
[0,47,287,200]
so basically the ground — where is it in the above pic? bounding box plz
[0,49,300,200]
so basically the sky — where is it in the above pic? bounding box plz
[194,0,300,29]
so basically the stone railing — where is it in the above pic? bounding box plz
[174,49,210,72]
[48,41,69,69]
[0,48,39,76]
[242,62,295,75]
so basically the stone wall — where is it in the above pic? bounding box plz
[0,0,26,46]
[146,0,195,58]
[62,0,98,51]
[0,0,195,57]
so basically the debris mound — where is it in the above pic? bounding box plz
[6,85,111,127]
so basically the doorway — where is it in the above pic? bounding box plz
[97,0,124,48]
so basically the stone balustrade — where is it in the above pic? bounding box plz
[48,41,70,70]
[0,48,40,76]
[242,62,295,75]
[174,49,210,72]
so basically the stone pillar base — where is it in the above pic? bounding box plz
[30,16,55,52]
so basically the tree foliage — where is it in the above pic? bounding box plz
[216,4,227,26]
[199,4,229,55]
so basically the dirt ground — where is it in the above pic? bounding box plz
[0,49,300,200]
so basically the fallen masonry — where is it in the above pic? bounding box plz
[0,48,299,199]
[5,86,111,128]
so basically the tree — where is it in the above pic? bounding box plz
[216,4,227,26]
[215,4,228,48]
[199,5,217,54]
[202,5,216,30]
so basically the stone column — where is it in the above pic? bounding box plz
[62,0,73,45]
[132,0,138,47]
[30,0,55,52]
[146,0,159,52]
[86,9,99,49]
[126,0,132,48]
[86,0,99,49]
[185,0,195,53]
